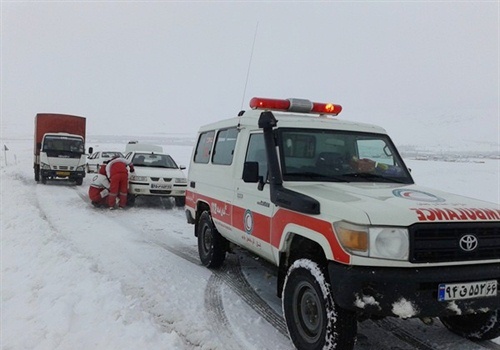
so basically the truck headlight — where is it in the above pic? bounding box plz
[41,162,51,170]
[76,165,85,171]
[175,177,187,184]
[334,222,409,261]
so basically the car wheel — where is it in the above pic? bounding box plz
[175,196,185,207]
[283,259,357,350]
[197,211,227,268]
[127,194,136,206]
[440,310,500,340]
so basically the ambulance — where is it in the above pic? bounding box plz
[185,97,499,350]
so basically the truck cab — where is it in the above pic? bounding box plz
[185,97,500,350]
[34,113,87,185]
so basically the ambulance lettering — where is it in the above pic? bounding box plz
[211,201,230,221]
[410,207,500,222]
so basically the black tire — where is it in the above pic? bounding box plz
[127,194,136,206]
[283,259,357,350]
[440,309,500,340]
[197,211,227,268]
[41,175,47,184]
[34,166,40,182]
[75,178,83,186]
[175,196,185,207]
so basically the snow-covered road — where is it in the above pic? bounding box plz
[2,138,499,349]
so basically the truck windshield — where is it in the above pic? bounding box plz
[42,136,84,154]
[277,129,413,184]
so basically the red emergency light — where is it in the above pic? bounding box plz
[249,97,342,116]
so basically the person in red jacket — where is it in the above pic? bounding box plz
[88,164,110,207]
[105,157,135,209]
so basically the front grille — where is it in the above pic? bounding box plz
[409,222,500,263]
[150,177,172,182]
[150,190,172,195]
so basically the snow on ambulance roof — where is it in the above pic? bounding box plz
[197,97,387,134]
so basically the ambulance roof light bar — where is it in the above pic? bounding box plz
[249,97,342,116]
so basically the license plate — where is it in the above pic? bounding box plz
[56,171,70,176]
[150,184,171,190]
[438,280,497,301]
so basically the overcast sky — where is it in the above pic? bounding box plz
[1,1,498,138]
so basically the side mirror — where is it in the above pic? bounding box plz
[179,165,186,170]
[243,162,259,183]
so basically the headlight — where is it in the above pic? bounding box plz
[130,175,147,182]
[334,222,409,261]
[175,177,187,184]
[370,227,409,260]
[41,162,51,169]
[76,165,85,171]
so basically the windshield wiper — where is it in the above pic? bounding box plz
[341,172,406,183]
[285,172,350,182]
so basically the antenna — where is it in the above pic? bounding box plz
[240,22,259,110]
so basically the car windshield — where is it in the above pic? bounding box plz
[132,153,178,168]
[101,152,123,159]
[277,128,413,184]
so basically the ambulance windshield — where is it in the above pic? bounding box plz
[277,129,413,184]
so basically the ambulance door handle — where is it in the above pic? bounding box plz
[190,181,196,188]
[237,193,243,199]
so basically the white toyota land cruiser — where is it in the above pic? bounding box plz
[185,97,499,350]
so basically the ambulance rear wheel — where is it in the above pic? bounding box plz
[283,259,357,350]
[198,211,226,268]
[440,310,500,340]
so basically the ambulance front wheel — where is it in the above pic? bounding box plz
[197,211,227,268]
[440,309,500,340]
[283,259,357,350]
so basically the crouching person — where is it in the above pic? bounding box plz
[88,164,110,207]
[106,156,135,209]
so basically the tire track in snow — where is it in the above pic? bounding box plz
[33,184,202,349]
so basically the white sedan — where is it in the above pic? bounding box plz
[125,151,187,207]
[86,151,124,173]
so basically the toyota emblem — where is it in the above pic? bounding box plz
[459,234,478,252]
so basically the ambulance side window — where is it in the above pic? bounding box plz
[194,131,215,164]
[212,127,238,165]
[245,134,267,179]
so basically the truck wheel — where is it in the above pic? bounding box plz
[440,310,500,340]
[175,196,185,207]
[41,175,47,184]
[75,178,83,186]
[197,211,226,268]
[283,259,357,350]
[35,167,40,182]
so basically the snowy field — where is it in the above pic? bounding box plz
[1,136,499,350]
